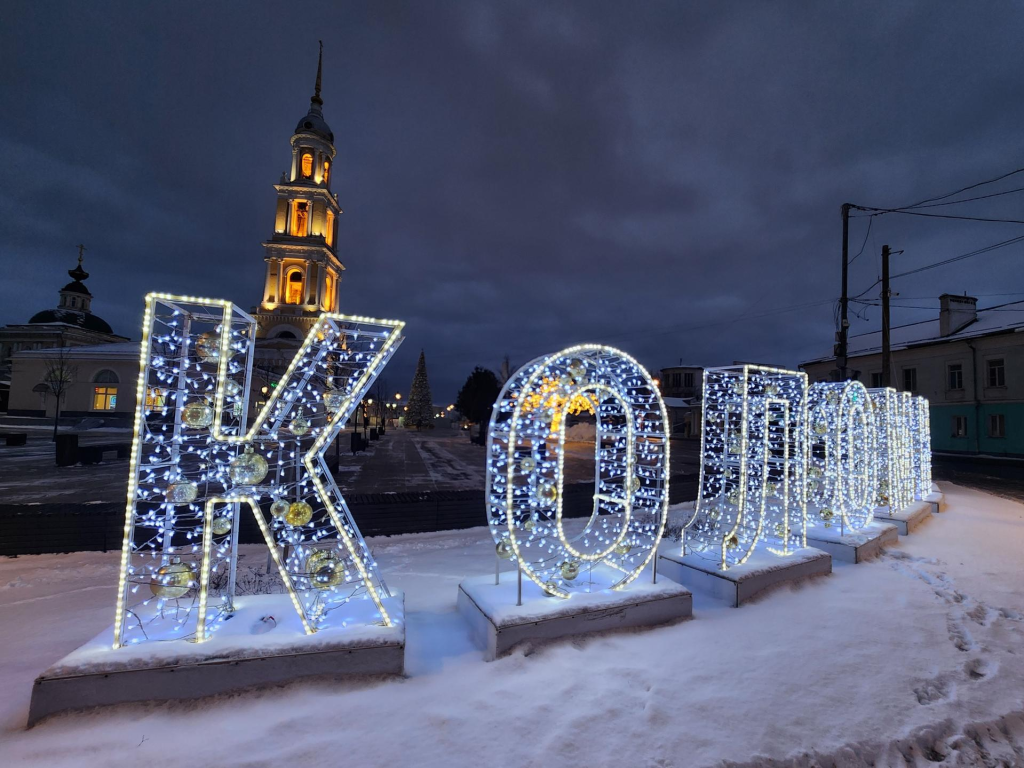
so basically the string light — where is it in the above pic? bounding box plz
[485,345,670,598]
[112,293,404,648]
[868,388,914,513]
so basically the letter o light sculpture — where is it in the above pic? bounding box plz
[806,381,877,530]
[486,345,669,599]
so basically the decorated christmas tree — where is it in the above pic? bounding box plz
[405,350,435,429]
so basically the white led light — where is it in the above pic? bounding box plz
[113,293,404,648]
[486,345,670,598]
[806,380,877,530]
[867,387,914,513]
[684,365,808,570]
[911,395,933,499]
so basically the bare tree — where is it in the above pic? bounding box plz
[42,339,78,441]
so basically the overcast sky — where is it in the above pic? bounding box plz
[2,2,1023,398]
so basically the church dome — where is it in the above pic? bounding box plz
[294,110,334,143]
[28,308,114,334]
[60,279,91,295]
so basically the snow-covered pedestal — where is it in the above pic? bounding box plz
[456,569,691,661]
[873,500,933,535]
[657,546,831,607]
[925,483,945,513]
[28,592,405,726]
[806,521,899,564]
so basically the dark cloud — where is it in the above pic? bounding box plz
[2,1,1023,397]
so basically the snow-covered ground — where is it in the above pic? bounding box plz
[2,483,1023,767]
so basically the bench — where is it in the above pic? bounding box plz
[0,433,28,446]
[78,443,131,464]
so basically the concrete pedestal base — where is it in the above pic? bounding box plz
[456,569,692,661]
[28,592,405,726]
[924,484,945,513]
[656,546,831,607]
[874,500,933,535]
[806,521,898,564]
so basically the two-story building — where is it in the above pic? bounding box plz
[801,294,1024,457]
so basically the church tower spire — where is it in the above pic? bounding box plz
[254,45,344,341]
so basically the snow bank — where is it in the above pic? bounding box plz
[1,484,1023,768]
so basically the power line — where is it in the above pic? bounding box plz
[847,217,872,265]
[908,185,1024,209]
[891,233,1024,279]
[852,207,1024,225]
[897,167,1024,210]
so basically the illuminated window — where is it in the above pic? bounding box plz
[301,153,313,178]
[145,387,167,408]
[290,201,309,236]
[325,209,335,247]
[93,386,117,410]
[324,272,335,311]
[285,269,304,305]
[323,160,331,185]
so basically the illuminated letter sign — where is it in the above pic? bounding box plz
[485,345,669,598]
[113,294,403,648]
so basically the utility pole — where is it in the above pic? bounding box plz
[836,204,852,380]
[880,244,891,388]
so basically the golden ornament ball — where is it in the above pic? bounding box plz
[538,484,557,504]
[211,515,233,536]
[764,383,779,397]
[290,408,311,436]
[306,549,343,590]
[286,500,313,526]
[195,331,221,363]
[543,579,561,595]
[165,481,198,505]
[560,560,581,580]
[323,390,346,413]
[614,541,632,556]
[725,533,740,550]
[223,378,242,398]
[270,499,291,520]
[523,516,536,531]
[567,359,586,380]
[630,476,642,493]
[496,540,514,559]
[520,456,536,473]
[150,557,194,599]
[182,400,214,429]
[229,445,268,485]
[813,421,828,436]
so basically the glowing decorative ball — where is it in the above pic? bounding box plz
[764,383,779,397]
[520,456,536,473]
[165,481,198,505]
[538,484,557,504]
[324,390,346,413]
[560,560,581,580]
[182,400,214,429]
[496,540,514,559]
[725,533,739,549]
[195,331,221,363]
[630,476,642,493]
[270,499,291,520]
[615,541,632,556]
[543,580,560,595]
[223,379,242,398]
[524,517,536,531]
[819,508,834,525]
[229,445,268,486]
[726,489,740,505]
[813,420,828,436]
[290,407,310,436]
[306,549,343,590]
[286,500,313,526]
[567,359,586,380]
[808,467,823,479]
[211,515,233,536]
[150,557,194,599]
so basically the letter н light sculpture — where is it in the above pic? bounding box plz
[113,294,403,648]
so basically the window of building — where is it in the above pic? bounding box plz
[93,386,117,410]
[301,152,313,179]
[952,415,967,438]
[683,372,694,388]
[989,413,1006,438]
[902,367,917,393]
[285,269,305,305]
[94,369,119,384]
[325,209,335,247]
[870,372,883,388]
[987,358,1005,387]
[290,200,309,236]
[145,387,167,409]
[947,363,963,391]
[323,159,331,185]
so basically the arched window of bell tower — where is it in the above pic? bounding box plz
[285,268,305,305]
[300,152,314,179]
[323,160,331,186]
[325,209,335,247]
[290,200,309,236]
[324,271,335,311]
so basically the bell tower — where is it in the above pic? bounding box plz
[255,42,344,340]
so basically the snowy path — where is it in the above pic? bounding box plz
[1,483,1024,766]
